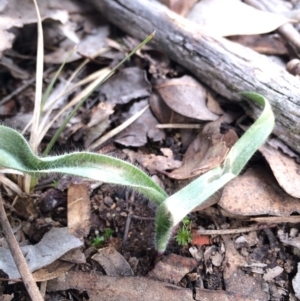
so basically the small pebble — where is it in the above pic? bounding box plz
[104,196,114,207]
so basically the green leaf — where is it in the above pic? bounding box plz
[155,93,275,253]
[0,125,167,205]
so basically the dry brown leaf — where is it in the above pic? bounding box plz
[148,253,197,283]
[229,34,288,55]
[154,75,219,121]
[68,182,91,238]
[187,0,291,37]
[206,91,224,115]
[219,166,300,216]
[168,118,238,180]
[123,148,181,173]
[0,0,103,62]
[0,294,14,301]
[260,141,300,198]
[149,92,190,124]
[84,102,114,148]
[158,0,198,16]
[92,247,134,277]
[32,260,73,282]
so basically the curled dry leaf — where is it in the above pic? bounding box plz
[260,141,300,198]
[219,166,300,216]
[154,75,219,121]
[84,102,114,148]
[92,247,134,277]
[167,118,238,180]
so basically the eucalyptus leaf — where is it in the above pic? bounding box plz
[0,125,167,205]
[155,93,275,253]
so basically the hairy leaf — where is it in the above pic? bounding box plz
[155,93,275,252]
[0,126,167,205]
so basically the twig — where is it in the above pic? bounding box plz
[0,192,44,301]
[196,224,275,235]
[131,215,155,221]
[123,192,135,244]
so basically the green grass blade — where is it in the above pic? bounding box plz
[0,125,167,205]
[155,93,275,253]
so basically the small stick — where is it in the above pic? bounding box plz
[122,192,135,244]
[0,192,44,301]
[131,215,155,221]
[196,224,275,235]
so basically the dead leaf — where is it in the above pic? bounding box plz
[92,247,134,276]
[149,92,190,124]
[60,248,86,264]
[84,102,114,148]
[100,67,151,105]
[267,138,299,159]
[260,141,300,198]
[229,34,288,55]
[263,266,284,281]
[154,75,219,121]
[0,0,96,59]
[148,253,197,283]
[114,100,164,147]
[123,148,181,173]
[0,227,82,279]
[207,91,224,115]
[0,294,14,301]
[44,26,110,63]
[47,270,268,301]
[187,0,291,37]
[278,229,300,250]
[219,166,300,216]
[159,0,198,16]
[0,56,29,79]
[168,118,238,179]
[32,260,73,282]
[68,182,91,239]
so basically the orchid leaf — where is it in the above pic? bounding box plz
[155,93,275,253]
[0,125,167,205]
